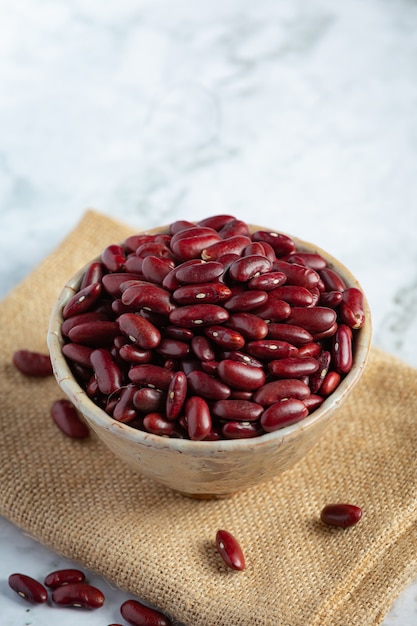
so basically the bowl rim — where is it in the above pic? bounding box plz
[47,224,372,453]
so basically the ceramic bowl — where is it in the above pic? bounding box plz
[47,224,372,498]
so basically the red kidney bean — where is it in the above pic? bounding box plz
[318,289,343,308]
[136,242,174,260]
[302,394,325,411]
[215,529,246,570]
[173,282,231,304]
[156,338,190,359]
[198,214,236,230]
[169,304,229,328]
[221,420,263,438]
[44,569,86,588]
[247,271,287,290]
[112,385,138,423]
[164,325,194,342]
[309,350,331,393]
[61,311,110,337]
[211,399,263,421]
[90,348,122,395]
[118,344,153,364]
[102,244,126,272]
[268,356,319,378]
[251,230,296,257]
[191,335,216,361]
[169,219,195,234]
[320,503,362,528]
[129,364,175,389]
[102,273,145,297]
[124,233,155,251]
[229,390,253,400]
[246,339,298,361]
[62,343,94,367]
[165,371,187,420]
[141,255,175,285]
[62,282,102,319]
[286,252,327,269]
[285,306,337,334]
[204,325,245,350]
[319,267,347,292]
[200,359,219,375]
[171,228,221,260]
[229,255,272,282]
[8,573,48,604]
[226,350,264,368]
[340,287,366,329]
[226,312,269,340]
[218,218,250,238]
[51,399,90,439]
[309,286,321,307]
[296,341,322,358]
[143,412,178,436]
[121,283,175,316]
[201,235,252,260]
[260,398,309,431]
[251,297,291,323]
[124,255,144,274]
[12,349,53,377]
[162,260,208,291]
[187,370,231,400]
[253,379,310,405]
[118,313,162,349]
[80,261,105,289]
[68,321,120,346]
[273,259,320,288]
[133,387,165,413]
[332,324,353,374]
[270,285,314,307]
[217,359,266,390]
[52,582,105,609]
[266,323,313,346]
[243,242,266,256]
[224,289,268,312]
[320,370,341,396]
[120,599,172,626]
[175,260,225,284]
[186,396,212,440]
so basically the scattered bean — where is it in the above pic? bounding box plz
[215,529,246,571]
[12,349,53,377]
[320,503,363,528]
[8,573,48,604]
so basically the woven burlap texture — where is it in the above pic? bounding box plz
[1,210,417,626]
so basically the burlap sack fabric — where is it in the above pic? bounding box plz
[1,210,417,626]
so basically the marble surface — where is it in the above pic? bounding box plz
[1,0,417,623]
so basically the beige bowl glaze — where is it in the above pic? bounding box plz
[47,224,372,498]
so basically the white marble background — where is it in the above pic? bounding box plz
[1,0,417,623]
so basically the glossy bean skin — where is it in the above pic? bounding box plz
[201,235,251,260]
[309,350,331,393]
[120,599,172,626]
[112,385,138,423]
[221,421,263,438]
[62,343,94,367]
[260,399,309,431]
[340,287,366,329]
[90,349,123,395]
[171,228,221,261]
[191,335,216,361]
[320,503,362,528]
[118,313,162,349]
[62,282,102,319]
[246,340,298,361]
[52,582,105,609]
[133,387,165,413]
[174,260,224,284]
[198,214,236,230]
[165,371,187,420]
[320,371,341,396]
[270,285,314,307]
[80,261,105,289]
[128,364,175,390]
[143,413,178,436]
[121,283,175,316]
[273,259,320,288]
[319,267,347,292]
[268,357,319,378]
[102,244,126,272]
[229,255,272,282]
[102,273,146,297]
[141,256,175,285]
[217,359,266,390]
[187,370,231,400]
[253,379,310,405]
[12,349,53,377]
[185,396,212,440]
[224,289,268,312]
[51,399,90,439]
[169,304,229,328]
[332,324,353,374]
[285,306,337,334]
[266,323,313,346]
[204,325,245,350]
[173,282,231,305]
[8,573,48,604]
[215,529,246,570]
[68,321,120,347]
[211,399,264,421]
[44,569,86,588]
[226,312,269,340]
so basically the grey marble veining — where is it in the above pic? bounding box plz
[1,0,417,623]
